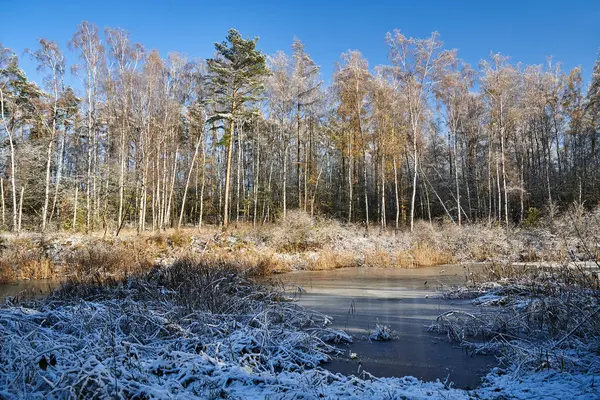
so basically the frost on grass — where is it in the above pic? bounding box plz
[2,259,599,399]
[0,260,345,399]
[429,264,600,399]
[369,323,395,341]
[0,259,470,400]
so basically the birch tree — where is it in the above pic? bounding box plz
[386,30,453,231]
[69,21,104,233]
[29,39,65,231]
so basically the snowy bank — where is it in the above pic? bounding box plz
[1,259,599,399]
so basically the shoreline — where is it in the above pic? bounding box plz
[1,215,596,284]
[1,259,598,398]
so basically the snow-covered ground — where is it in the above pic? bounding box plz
[1,264,599,399]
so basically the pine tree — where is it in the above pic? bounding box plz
[206,29,268,226]
[0,49,43,232]
[586,55,600,137]
[585,54,600,191]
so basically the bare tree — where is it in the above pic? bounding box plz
[70,21,105,233]
[386,31,453,231]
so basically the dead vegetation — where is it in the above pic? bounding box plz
[430,259,600,377]
[0,260,352,399]
[1,207,598,283]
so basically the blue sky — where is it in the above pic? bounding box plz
[1,0,599,88]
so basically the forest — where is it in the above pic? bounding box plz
[2,17,600,399]
[1,21,600,234]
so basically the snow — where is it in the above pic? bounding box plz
[477,368,599,399]
[1,272,599,399]
[471,293,506,306]
[369,323,395,341]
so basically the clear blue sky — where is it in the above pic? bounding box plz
[1,0,599,88]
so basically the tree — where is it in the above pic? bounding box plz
[3,21,600,232]
[292,39,321,210]
[206,29,268,227]
[436,53,474,225]
[480,54,521,225]
[0,46,42,232]
[334,50,371,224]
[105,27,144,233]
[28,38,65,231]
[386,31,453,231]
[69,21,105,232]
[585,54,600,190]
[266,51,294,219]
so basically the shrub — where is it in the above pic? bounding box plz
[65,240,151,283]
[364,249,393,268]
[523,207,541,227]
[270,210,321,252]
[167,230,189,248]
[0,238,55,281]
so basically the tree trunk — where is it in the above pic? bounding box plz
[72,186,78,231]
[198,143,206,229]
[0,178,4,228]
[179,131,203,228]
[283,138,288,220]
[380,155,386,230]
[18,186,24,234]
[50,126,67,225]
[223,120,235,227]
[253,129,260,227]
[117,128,126,230]
[348,132,353,223]
[310,165,323,218]
[41,137,54,231]
[393,156,400,231]
[297,101,302,209]
[410,130,418,232]
[1,90,18,232]
[453,128,461,226]
[166,147,179,229]
[500,127,509,226]
[236,122,243,224]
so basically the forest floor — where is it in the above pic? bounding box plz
[0,257,598,399]
[1,208,599,284]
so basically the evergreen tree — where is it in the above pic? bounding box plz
[206,29,268,226]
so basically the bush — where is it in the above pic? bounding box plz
[523,207,542,227]
[364,249,393,268]
[65,240,151,283]
[270,210,321,252]
[411,242,453,267]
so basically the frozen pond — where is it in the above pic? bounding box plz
[0,264,496,389]
[0,279,60,299]
[273,265,495,389]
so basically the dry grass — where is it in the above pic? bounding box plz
[65,240,152,284]
[269,210,322,252]
[0,238,56,282]
[310,249,358,270]
[361,243,453,269]
[364,249,394,268]
[410,242,454,267]
[2,205,599,284]
[433,261,600,376]
[197,247,291,276]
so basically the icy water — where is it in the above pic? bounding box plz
[274,265,495,390]
[0,265,495,389]
[0,280,60,299]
